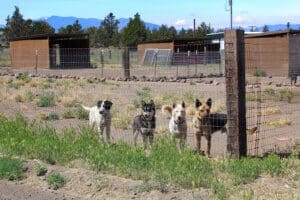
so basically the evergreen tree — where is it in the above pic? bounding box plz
[58,20,83,34]
[31,21,55,35]
[3,6,25,40]
[121,13,147,46]
[98,12,119,47]
[262,25,269,32]
[85,26,100,47]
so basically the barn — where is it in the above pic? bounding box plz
[10,33,90,69]
[244,30,300,77]
[137,38,221,65]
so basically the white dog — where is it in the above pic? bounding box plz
[81,100,113,142]
[162,102,187,151]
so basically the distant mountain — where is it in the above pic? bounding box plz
[244,24,300,32]
[41,16,160,32]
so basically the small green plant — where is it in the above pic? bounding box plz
[47,172,65,190]
[133,89,152,108]
[37,91,55,107]
[263,88,275,96]
[34,163,48,176]
[46,112,60,121]
[112,113,131,130]
[135,180,167,194]
[25,90,34,102]
[18,72,31,83]
[74,107,89,120]
[6,79,19,89]
[0,157,23,180]
[252,69,267,77]
[15,94,24,102]
[61,109,75,119]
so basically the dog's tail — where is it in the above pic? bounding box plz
[81,104,92,112]
[247,127,258,135]
[162,105,172,116]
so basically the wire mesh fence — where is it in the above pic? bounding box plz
[0,43,228,157]
[245,36,300,156]
[1,30,299,157]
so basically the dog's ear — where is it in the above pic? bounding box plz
[172,103,176,108]
[107,101,113,108]
[206,98,212,108]
[182,101,185,108]
[195,99,201,108]
[141,100,146,106]
[97,100,102,108]
[162,105,172,115]
[150,99,155,109]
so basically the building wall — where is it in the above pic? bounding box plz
[137,42,174,64]
[289,34,300,76]
[245,35,289,76]
[10,39,49,69]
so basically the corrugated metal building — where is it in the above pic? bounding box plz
[137,38,221,65]
[10,33,90,69]
[245,30,300,76]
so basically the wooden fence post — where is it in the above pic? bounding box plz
[123,47,130,78]
[224,29,247,158]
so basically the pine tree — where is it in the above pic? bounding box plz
[121,13,147,46]
[98,13,119,47]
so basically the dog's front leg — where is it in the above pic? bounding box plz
[148,133,154,149]
[195,132,202,154]
[142,134,148,149]
[105,124,111,143]
[179,135,187,152]
[205,134,212,157]
[98,125,105,142]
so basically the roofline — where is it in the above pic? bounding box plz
[10,33,89,41]
[245,29,300,38]
[139,36,214,45]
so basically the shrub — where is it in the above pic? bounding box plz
[252,69,267,77]
[47,112,60,121]
[61,109,75,119]
[37,91,55,107]
[34,163,48,176]
[15,94,24,102]
[25,90,35,102]
[18,72,31,83]
[0,157,23,180]
[47,172,65,190]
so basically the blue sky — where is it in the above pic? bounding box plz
[1,0,300,29]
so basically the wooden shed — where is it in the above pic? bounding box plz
[137,38,220,65]
[245,30,300,76]
[10,33,90,69]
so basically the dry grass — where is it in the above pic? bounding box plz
[155,126,169,135]
[264,118,292,127]
[262,107,282,115]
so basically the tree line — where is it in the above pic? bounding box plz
[0,6,215,47]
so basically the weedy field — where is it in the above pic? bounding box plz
[0,114,299,199]
[0,69,300,199]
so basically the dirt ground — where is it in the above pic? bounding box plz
[0,67,300,199]
[0,159,299,200]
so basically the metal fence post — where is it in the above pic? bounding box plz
[187,50,190,78]
[35,49,38,74]
[123,47,130,78]
[225,29,247,159]
[100,49,104,78]
[154,48,158,79]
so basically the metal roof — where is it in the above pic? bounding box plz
[10,33,89,41]
[245,29,300,38]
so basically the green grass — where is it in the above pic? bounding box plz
[47,172,66,190]
[34,163,48,176]
[252,69,267,77]
[37,91,56,107]
[0,114,298,198]
[0,157,24,180]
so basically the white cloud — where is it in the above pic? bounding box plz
[175,19,186,27]
[234,15,245,23]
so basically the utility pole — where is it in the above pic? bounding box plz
[229,0,233,29]
[193,19,196,38]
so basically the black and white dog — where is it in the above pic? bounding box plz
[132,100,156,149]
[81,100,113,142]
